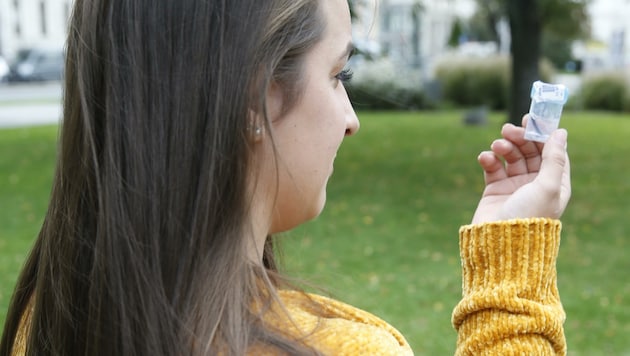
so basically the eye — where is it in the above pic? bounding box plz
[335,68,353,84]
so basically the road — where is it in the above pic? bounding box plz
[0,81,63,128]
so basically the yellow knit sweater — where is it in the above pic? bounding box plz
[12,218,566,355]
[452,218,566,355]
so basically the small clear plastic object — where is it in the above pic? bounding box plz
[524,80,569,143]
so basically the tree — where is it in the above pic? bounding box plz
[507,0,542,125]
[471,0,504,46]
[448,18,464,47]
[472,0,590,124]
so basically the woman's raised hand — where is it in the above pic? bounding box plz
[471,115,571,224]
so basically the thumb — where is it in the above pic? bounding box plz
[536,129,568,192]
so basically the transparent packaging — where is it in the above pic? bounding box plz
[524,80,569,143]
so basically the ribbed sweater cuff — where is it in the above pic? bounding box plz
[452,218,566,355]
[457,218,561,300]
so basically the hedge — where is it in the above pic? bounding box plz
[578,72,630,112]
[433,55,555,110]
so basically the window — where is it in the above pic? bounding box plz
[40,1,47,35]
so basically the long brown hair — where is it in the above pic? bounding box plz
[1,0,324,354]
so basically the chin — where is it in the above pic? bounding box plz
[270,196,327,233]
[299,197,328,225]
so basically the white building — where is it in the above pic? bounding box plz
[352,0,475,68]
[0,0,72,60]
[3,0,624,71]
[352,0,630,73]
[581,0,630,71]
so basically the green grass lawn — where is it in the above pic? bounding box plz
[1,111,630,354]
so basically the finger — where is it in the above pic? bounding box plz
[501,123,542,153]
[535,129,569,196]
[490,137,542,177]
[561,148,572,204]
[501,123,543,172]
[521,115,545,153]
[478,151,507,185]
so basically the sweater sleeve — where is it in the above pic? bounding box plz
[452,218,566,356]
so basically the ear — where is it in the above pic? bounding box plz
[247,109,265,143]
[265,81,284,122]
[248,81,283,143]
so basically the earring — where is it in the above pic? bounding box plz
[254,126,262,136]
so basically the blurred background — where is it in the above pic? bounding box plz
[345,0,630,121]
[1,0,629,354]
[0,0,629,116]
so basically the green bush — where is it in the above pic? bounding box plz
[345,59,429,110]
[435,56,509,109]
[434,55,555,110]
[346,82,427,110]
[579,72,630,112]
[346,55,559,111]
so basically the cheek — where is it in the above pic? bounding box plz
[269,135,335,232]
[317,88,348,135]
[267,86,348,232]
[270,161,327,233]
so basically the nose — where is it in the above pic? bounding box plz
[344,96,359,137]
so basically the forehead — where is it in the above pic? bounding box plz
[320,0,352,41]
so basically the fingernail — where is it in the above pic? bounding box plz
[552,129,567,147]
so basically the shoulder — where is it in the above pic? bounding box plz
[273,290,413,356]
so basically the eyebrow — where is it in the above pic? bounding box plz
[338,42,356,62]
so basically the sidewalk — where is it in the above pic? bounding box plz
[0,103,62,128]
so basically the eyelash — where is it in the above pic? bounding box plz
[335,68,353,84]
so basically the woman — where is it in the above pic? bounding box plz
[1,0,570,355]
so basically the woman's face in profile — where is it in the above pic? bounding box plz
[262,0,359,233]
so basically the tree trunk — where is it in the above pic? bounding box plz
[507,0,541,125]
[484,6,502,49]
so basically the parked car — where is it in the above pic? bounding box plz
[7,47,65,82]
